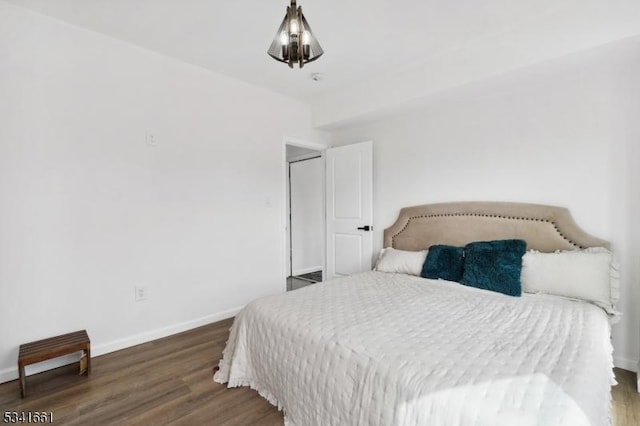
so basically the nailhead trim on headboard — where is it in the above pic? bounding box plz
[391,213,583,249]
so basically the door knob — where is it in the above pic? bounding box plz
[357,225,372,231]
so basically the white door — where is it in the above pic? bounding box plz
[326,141,373,279]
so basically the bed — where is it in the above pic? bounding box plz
[214,202,617,426]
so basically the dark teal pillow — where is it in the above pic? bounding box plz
[421,245,465,282]
[460,239,527,296]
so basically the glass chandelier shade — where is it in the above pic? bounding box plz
[268,0,323,68]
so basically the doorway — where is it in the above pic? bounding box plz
[286,144,324,291]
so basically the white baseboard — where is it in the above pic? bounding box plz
[92,306,242,356]
[0,306,243,385]
[614,355,639,372]
[292,266,323,277]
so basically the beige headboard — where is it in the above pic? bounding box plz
[383,201,609,252]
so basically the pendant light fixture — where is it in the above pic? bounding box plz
[267,0,323,68]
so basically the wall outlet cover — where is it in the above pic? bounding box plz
[134,286,148,301]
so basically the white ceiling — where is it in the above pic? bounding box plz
[6,0,640,126]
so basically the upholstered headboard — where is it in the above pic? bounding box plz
[383,202,609,252]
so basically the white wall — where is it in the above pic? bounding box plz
[331,36,640,371]
[290,157,324,276]
[0,2,328,382]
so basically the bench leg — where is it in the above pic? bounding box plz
[19,364,26,398]
[86,346,91,377]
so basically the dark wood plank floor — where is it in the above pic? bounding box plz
[0,318,637,425]
[0,319,283,425]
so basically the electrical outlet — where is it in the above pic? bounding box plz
[134,285,148,301]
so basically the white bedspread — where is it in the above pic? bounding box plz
[214,272,614,426]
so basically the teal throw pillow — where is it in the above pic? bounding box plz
[421,245,465,282]
[460,239,527,297]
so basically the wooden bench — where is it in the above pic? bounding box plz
[18,330,91,398]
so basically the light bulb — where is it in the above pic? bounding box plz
[280,31,289,46]
[290,19,299,34]
[302,31,311,46]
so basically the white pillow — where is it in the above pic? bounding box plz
[374,248,428,276]
[521,247,620,318]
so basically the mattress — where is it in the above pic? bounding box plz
[214,271,614,426]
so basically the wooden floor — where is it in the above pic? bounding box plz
[0,319,283,425]
[0,319,637,425]
[613,368,640,426]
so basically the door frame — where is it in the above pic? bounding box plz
[282,137,327,292]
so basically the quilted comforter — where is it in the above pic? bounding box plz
[214,272,614,426]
